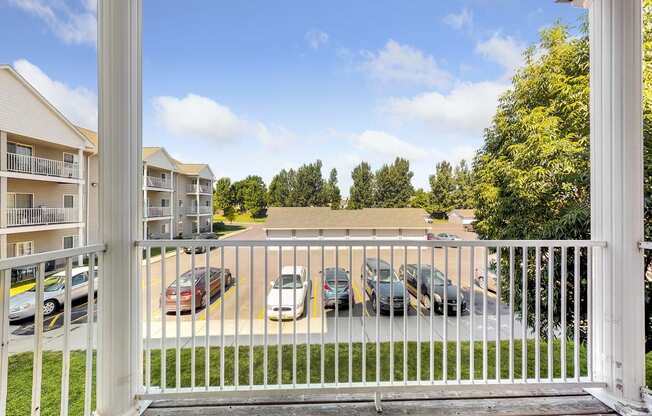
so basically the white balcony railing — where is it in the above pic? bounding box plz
[186,205,211,215]
[146,206,171,218]
[6,207,79,226]
[0,245,104,415]
[187,183,212,194]
[146,176,172,189]
[137,238,606,398]
[6,153,80,179]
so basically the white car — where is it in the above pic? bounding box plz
[267,265,310,320]
[9,266,99,321]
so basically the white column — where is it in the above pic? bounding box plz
[588,0,645,409]
[78,148,85,263]
[169,171,174,238]
[97,0,143,415]
[0,131,7,171]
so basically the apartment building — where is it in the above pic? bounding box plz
[0,65,214,281]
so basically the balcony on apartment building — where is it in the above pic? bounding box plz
[185,205,211,215]
[145,175,172,190]
[6,150,81,180]
[145,206,171,218]
[186,182,212,194]
[6,207,79,227]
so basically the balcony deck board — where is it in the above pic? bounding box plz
[143,388,614,415]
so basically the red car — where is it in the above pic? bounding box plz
[164,267,232,313]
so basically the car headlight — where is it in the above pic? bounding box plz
[433,293,442,303]
[380,296,391,303]
[11,302,30,312]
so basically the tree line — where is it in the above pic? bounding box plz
[213,157,476,218]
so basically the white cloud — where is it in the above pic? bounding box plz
[443,8,473,31]
[352,130,429,160]
[305,29,329,50]
[14,59,97,129]
[153,93,294,150]
[475,33,525,75]
[9,0,97,46]
[383,81,508,136]
[360,40,452,88]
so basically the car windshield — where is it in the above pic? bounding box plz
[274,274,303,289]
[29,277,64,292]
[419,268,448,285]
[325,269,348,283]
[374,268,397,283]
[175,269,206,287]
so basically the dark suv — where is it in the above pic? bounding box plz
[398,264,466,314]
[361,258,406,314]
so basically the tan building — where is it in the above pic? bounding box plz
[0,64,214,280]
[264,207,432,240]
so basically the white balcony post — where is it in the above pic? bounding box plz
[0,131,6,171]
[97,0,143,415]
[588,0,646,410]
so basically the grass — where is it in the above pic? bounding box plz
[5,339,622,416]
[143,246,177,259]
[214,223,246,238]
[214,212,267,223]
[7,342,652,415]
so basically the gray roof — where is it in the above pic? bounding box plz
[264,207,430,230]
[448,209,476,218]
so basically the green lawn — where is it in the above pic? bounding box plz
[143,246,177,259]
[214,212,267,223]
[7,342,652,415]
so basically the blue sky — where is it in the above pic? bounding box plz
[0,0,585,193]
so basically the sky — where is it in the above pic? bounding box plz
[0,0,586,194]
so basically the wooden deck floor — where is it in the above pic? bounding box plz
[143,388,614,416]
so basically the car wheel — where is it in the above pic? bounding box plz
[43,299,58,316]
[371,293,377,312]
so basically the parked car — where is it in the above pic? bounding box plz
[267,266,310,320]
[321,267,352,309]
[435,232,461,241]
[361,258,406,314]
[164,267,232,313]
[398,264,467,313]
[183,233,218,254]
[8,266,99,321]
[475,267,498,293]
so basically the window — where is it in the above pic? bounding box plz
[63,194,75,208]
[7,193,33,209]
[161,199,169,207]
[72,272,88,286]
[7,142,32,156]
[63,235,76,249]
[13,241,34,257]
[63,152,77,164]
[162,223,169,234]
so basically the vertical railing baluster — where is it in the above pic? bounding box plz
[60,257,73,415]
[574,246,580,382]
[430,246,435,384]
[348,244,352,386]
[547,246,554,382]
[587,245,593,381]
[403,244,408,384]
[31,262,45,416]
[278,245,282,387]
[249,246,253,389]
[320,245,325,386]
[206,246,212,390]
[161,245,167,392]
[190,251,196,389]
[264,246,269,387]
[509,246,515,383]
[83,253,96,416]
[390,245,395,384]
[443,246,448,383]
[234,247,240,388]
[219,247,224,390]
[482,246,488,382]
[292,246,297,387]
[375,249,380,386]
[495,247,502,382]
[455,246,461,383]
[176,247,181,390]
[145,247,152,391]
[308,244,312,386]
[335,246,339,385]
[561,247,567,382]
[535,247,541,382]
[470,246,475,382]
[0,269,9,416]
[418,245,422,383]
[521,246,528,382]
[361,245,366,385]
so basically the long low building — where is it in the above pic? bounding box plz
[264,207,431,240]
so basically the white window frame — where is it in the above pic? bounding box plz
[63,152,78,164]
[13,240,34,257]
[7,141,33,156]
[62,235,77,249]
[63,194,76,209]
[7,192,34,209]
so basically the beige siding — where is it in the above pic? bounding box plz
[322,229,346,239]
[295,229,319,239]
[268,230,292,239]
[7,178,79,207]
[0,69,87,149]
[8,228,81,254]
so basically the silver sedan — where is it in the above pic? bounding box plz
[8,266,98,321]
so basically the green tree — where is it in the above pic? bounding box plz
[429,161,455,214]
[289,160,325,207]
[240,175,267,217]
[324,168,342,209]
[374,157,414,208]
[213,177,234,213]
[268,169,293,207]
[410,188,432,212]
[348,162,375,209]
[452,159,475,208]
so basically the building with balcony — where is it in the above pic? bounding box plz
[0,65,95,280]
